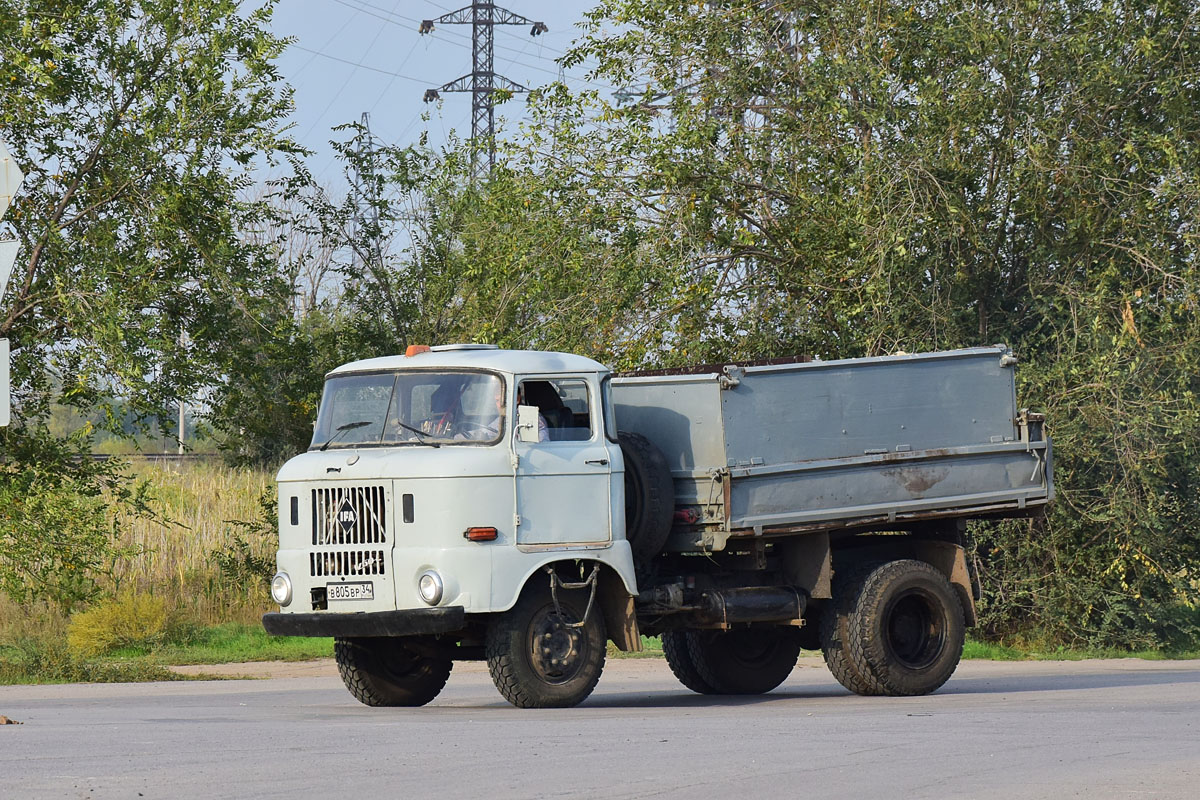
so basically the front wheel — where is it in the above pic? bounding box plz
[334,637,452,707]
[486,582,607,708]
[849,560,965,696]
[686,626,802,695]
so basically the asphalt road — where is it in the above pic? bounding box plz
[2,657,1198,800]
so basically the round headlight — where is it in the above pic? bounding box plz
[271,572,292,607]
[418,571,444,605]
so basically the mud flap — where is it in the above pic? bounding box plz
[598,567,642,652]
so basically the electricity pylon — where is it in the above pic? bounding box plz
[420,2,547,178]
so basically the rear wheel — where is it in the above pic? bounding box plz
[334,637,452,707]
[850,560,965,696]
[686,627,802,695]
[486,582,607,708]
[819,564,888,696]
[661,630,718,694]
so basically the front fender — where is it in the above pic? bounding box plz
[487,539,638,613]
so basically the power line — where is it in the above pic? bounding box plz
[291,11,360,81]
[366,37,422,118]
[289,44,432,85]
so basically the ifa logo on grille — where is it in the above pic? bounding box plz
[336,498,358,532]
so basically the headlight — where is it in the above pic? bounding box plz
[271,572,292,607]
[418,570,444,605]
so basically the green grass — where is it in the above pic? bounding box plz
[1015,645,1199,661]
[962,638,1028,660]
[0,618,332,685]
[109,623,334,665]
[5,623,1198,687]
[609,635,665,658]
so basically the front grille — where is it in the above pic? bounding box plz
[310,549,387,577]
[312,485,387,545]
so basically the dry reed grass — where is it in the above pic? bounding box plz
[110,461,276,625]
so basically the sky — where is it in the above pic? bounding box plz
[270,1,622,190]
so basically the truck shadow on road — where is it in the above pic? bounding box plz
[580,686,861,709]
[578,669,1200,709]
[937,669,1200,696]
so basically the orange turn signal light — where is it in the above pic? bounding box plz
[405,344,431,357]
[464,526,498,542]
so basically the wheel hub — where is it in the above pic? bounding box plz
[530,609,586,683]
[885,590,945,670]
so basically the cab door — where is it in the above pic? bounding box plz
[514,376,614,547]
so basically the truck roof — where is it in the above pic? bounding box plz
[327,345,609,378]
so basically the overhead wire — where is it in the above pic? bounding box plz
[299,0,400,143]
[290,44,431,86]
[367,37,422,119]
[290,12,359,81]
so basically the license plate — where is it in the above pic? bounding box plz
[327,582,374,601]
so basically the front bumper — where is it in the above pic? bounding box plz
[262,606,466,638]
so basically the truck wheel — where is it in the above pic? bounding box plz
[334,637,452,707]
[486,582,607,708]
[685,627,802,694]
[617,431,674,567]
[661,630,718,694]
[819,564,888,696]
[849,560,965,696]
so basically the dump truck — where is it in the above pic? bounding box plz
[263,344,1052,708]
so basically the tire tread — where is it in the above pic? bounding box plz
[686,628,801,695]
[617,431,674,567]
[661,630,718,694]
[819,562,888,696]
[485,583,606,709]
[334,637,452,707]
[851,559,965,696]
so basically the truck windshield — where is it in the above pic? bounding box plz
[310,371,505,449]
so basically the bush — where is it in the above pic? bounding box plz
[66,591,169,658]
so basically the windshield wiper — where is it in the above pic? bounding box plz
[391,420,441,448]
[318,420,372,451]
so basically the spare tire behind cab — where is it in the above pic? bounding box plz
[617,431,674,568]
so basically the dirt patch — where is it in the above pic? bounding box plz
[169,659,338,679]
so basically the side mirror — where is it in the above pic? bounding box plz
[516,404,540,443]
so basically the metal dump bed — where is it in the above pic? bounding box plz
[612,346,1052,552]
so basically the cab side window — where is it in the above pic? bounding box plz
[519,379,592,441]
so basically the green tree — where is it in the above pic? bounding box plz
[0,0,299,604]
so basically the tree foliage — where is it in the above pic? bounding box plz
[0,0,298,603]
[0,0,297,426]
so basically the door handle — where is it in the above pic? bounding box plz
[586,459,609,466]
